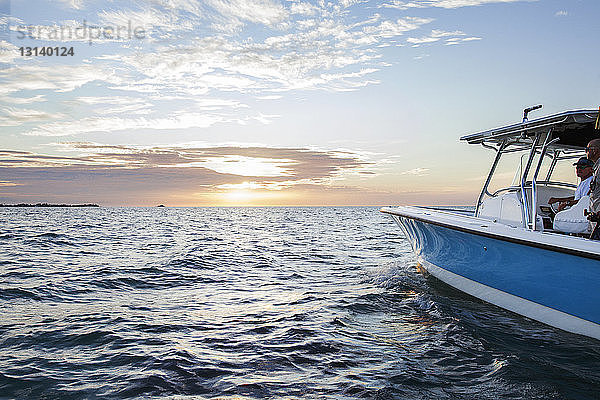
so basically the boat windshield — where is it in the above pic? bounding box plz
[484,148,582,198]
[464,108,599,230]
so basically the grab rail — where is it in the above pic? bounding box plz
[531,133,558,230]
[520,133,541,228]
[490,181,578,197]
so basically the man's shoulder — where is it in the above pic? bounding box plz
[576,176,593,200]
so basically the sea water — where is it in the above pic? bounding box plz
[0,207,598,399]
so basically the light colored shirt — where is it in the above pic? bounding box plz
[575,175,592,201]
[590,159,600,212]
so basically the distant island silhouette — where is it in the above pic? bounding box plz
[0,203,100,207]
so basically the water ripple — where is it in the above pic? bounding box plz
[0,207,598,399]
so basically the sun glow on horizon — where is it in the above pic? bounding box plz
[224,189,256,202]
[207,182,294,205]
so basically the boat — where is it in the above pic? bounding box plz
[381,106,600,340]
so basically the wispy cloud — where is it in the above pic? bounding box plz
[0,181,22,187]
[205,0,288,27]
[401,167,430,175]
[0,107,64,127]
[381,0,532,10]
[0,40,19,64]
[407,29,481,46]
[1,0,485,138]
[0,64,115,97]
[23,114,225,136]
[445,36,481,45]
[55,0,86,10]
[2,95,47,105]
[106,15,431,96]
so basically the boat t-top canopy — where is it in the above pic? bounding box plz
[461,109,600,150]
[464,107,600,231]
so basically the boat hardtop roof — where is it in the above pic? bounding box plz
[461,109,599,149]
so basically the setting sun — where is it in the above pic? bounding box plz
[223,189,256,202]
[208,182,293,206]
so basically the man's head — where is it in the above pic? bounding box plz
[585,139,600,163]
[573,157,594,180]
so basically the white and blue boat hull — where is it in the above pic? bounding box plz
[382,206,600,341]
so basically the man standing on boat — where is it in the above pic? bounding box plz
[548,157,594,211]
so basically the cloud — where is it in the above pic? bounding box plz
[0,144,372,204]
[2,0,480,149]
[104,15,431,99]
[256,95,283,100]
[205,0,288,26]
[55,0,86,10]
[0,40,19,64]
[71,96,154,115]
[0,143,370,181]
[407,29,480,46]
[2,95,47,104]
[98,9,176,27]
[407,29,464,43]
[363,17,434,39]
[0,64,115,97]
[290,1,318,15]
[0,181,22,187]
[23,113,224,136]
[0,107,64,126]
[146,0,204,15]
[401,167,430,175]
[445,36,481,45]
[97,8,192,40]
[381,0,531,10]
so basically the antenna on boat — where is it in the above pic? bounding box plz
[522,104,542,123]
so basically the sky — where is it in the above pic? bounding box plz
[0,0,599,206]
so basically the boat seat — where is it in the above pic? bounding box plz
[552,196,591,234]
